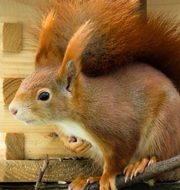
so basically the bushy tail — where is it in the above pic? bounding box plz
[36,0,180,91]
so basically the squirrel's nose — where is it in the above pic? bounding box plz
[10,108,18,115]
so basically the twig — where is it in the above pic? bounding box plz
[85,154,180,190]
[35,155,49,190]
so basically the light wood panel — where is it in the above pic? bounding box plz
[0,51,34,78]
[2,78,23,105]
[0,159,101,182]
[3,23,22,53]
[24,133,77,159]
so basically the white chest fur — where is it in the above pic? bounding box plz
[56,119,103,164]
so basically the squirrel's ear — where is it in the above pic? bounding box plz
[35,10,63,69]
[57,60,78,93]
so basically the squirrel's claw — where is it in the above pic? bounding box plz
[124,156,157,182]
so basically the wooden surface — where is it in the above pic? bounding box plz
[3,23,22,53]
[0,0,46,78]
[24,133,77,159]
[0,159,101,182]
[5,133,25,160]
[2,78,22,105]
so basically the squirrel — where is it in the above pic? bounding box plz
[9,1,180,190]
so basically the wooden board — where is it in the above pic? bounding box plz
[24,133,76,159]
[0,159,101,182]
[0,51,34,78]
[5,133,25,160]
[2,23,22,53]
[2,78,23,105]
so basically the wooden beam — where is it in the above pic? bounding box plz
[0,159,101,182]
[0,52,34,78]
[5,133,25,160]
[0,133,25,160]
[24,133,77,159]
[3,23,23,53]
[2,78,23,105]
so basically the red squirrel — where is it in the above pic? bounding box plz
[9,1,180,190]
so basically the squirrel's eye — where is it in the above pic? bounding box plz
[38,92,50,101]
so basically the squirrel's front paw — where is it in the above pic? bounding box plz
[66,136,92,154]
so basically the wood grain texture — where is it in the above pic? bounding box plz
[24,133,77,159]
[2,78,22,105]
[0,159,101,182]
[3,23,22,52]
[0,133,7,160]
[5,133,25,160]
[0,133,25,160]
[0,51,35,78]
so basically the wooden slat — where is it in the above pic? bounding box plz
[0,52,34,78]
[0,133,25,160]
[24,133,77,159]
[5,133,25,160]
[0,159,101,182]
[0,133,7,159]
[3,23,22,53]
[2,78,23,105]
[0,78,4,105]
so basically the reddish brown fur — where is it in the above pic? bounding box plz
[35,0,180,90]
[10,1,180,189]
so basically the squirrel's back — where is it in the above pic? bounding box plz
[35,0,180,91]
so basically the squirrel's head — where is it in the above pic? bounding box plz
[9,21,93,125]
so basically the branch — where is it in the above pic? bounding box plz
[35,156,49,190]
[85,155,180,190]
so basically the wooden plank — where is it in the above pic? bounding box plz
[0,159,101,182]
[0,133,7,160]
[3,23,22,53]
[0,51,34,78]
[25,133,76,159]
[2,78,23,105]
[0,78,4,105]
[5,133,25,160]
[0,133,25,160]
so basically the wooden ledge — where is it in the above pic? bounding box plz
[0,159,101,182]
